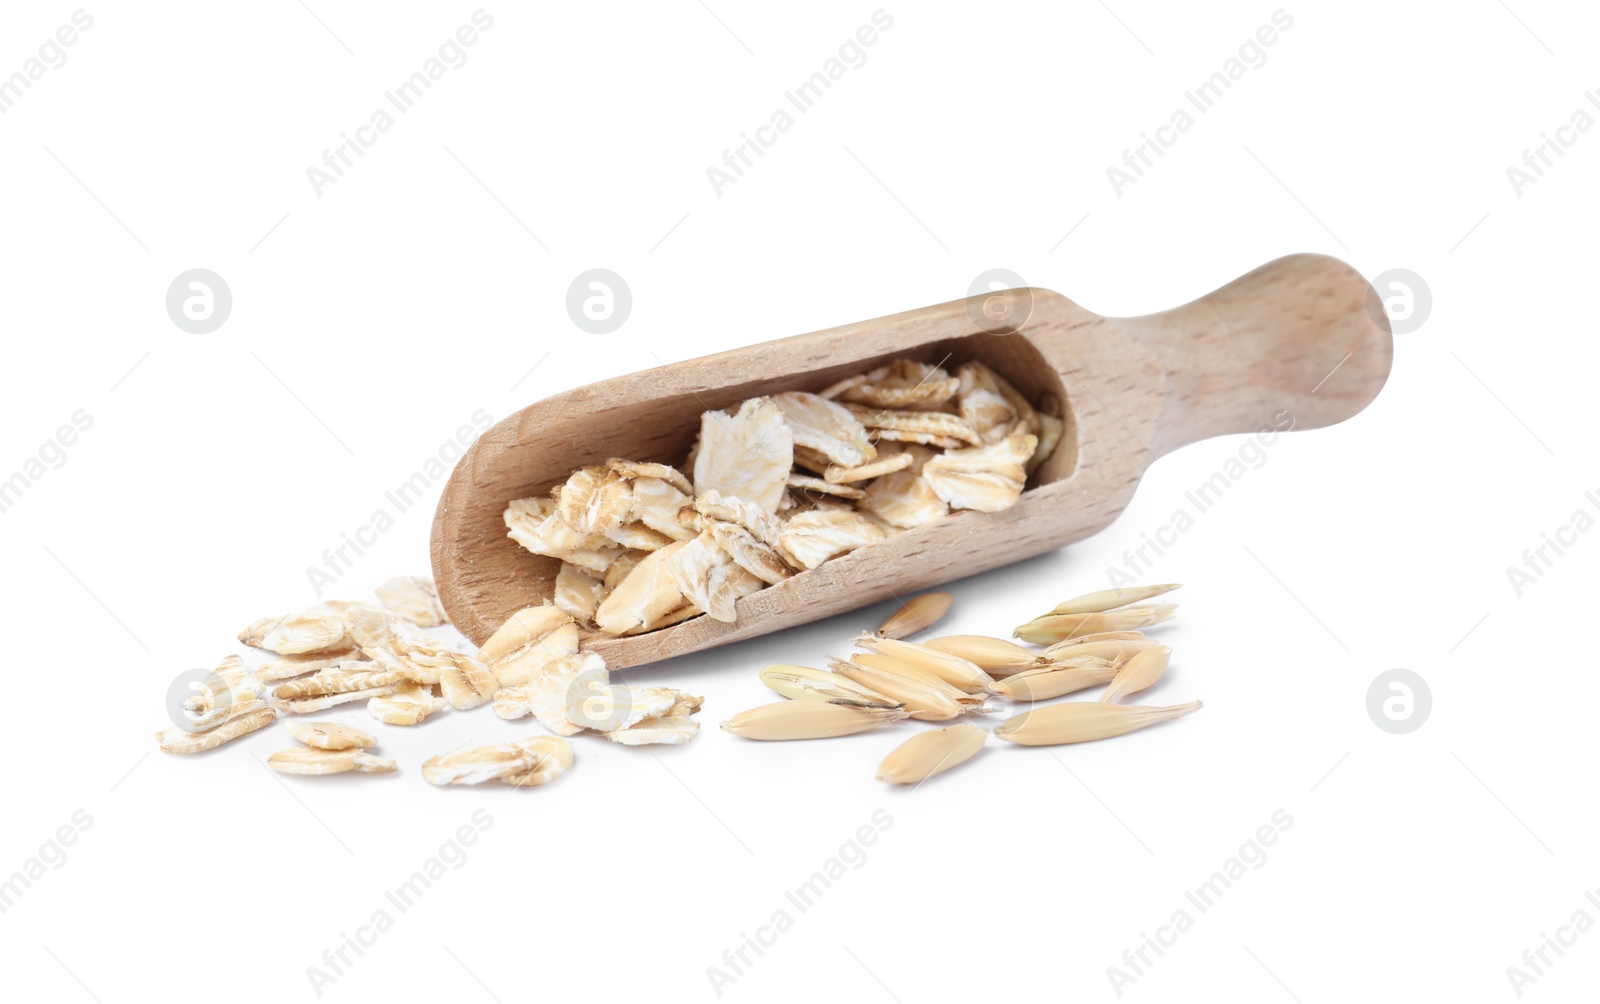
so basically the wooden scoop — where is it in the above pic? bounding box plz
[432,253,1391,667]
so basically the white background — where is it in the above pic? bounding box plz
[1,1,1593,1001]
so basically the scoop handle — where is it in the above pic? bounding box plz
[1108,253,1392,457]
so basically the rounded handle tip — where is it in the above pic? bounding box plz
[1111,253,1393,456]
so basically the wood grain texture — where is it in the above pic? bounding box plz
[431,253,1391,667]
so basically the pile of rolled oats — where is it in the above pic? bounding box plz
[156,576,705,786]
[506,359,1064,637]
